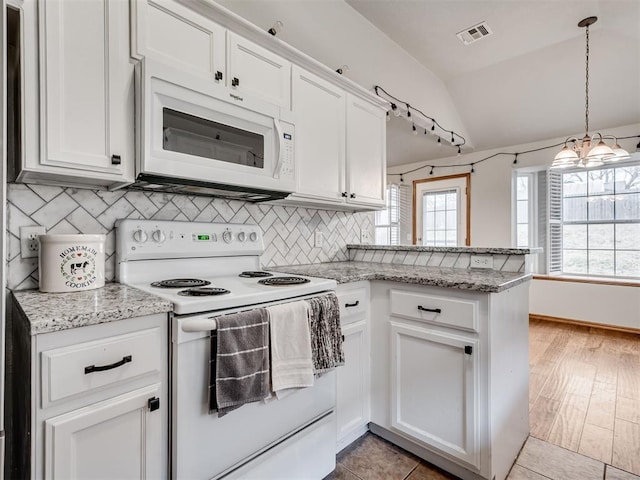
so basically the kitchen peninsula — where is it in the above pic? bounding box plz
[273,244,536,480]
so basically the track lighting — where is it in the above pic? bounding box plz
[513,153,518,165]
[457,146,461,156]
[386,111,390,122]
[335,65,349,75]
[374,86,466,152]
[430,167,434,175]
[412,124,418,135]
[471,164,475,173]
[267,20,283,36]
[400,174,404,183]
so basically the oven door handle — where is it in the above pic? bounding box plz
[181,318,218,332]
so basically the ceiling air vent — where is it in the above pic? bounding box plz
[456,21,493,45]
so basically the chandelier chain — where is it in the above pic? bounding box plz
[585,24,590,134]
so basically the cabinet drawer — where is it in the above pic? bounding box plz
[337,287,367,323]
[390,290,478,332]
[41,327,162,407]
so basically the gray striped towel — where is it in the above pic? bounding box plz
[209,308,270,416]
[307,293,344,374]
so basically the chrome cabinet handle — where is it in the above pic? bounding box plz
[84,355,132,374]
[417,306,442,314]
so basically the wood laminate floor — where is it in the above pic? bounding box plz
[529,319,640,476]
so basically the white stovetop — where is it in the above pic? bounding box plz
[129,272,336,315]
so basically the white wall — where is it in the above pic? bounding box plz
[388,123,640,329]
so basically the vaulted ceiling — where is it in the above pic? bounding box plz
[347,0,640,166]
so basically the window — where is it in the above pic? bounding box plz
[375,184,400,245]
[515,174,532,248]
[552,164,640,278]
[422,190,457,246]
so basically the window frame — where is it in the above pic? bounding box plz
[512,171,538,249]
[546,160,640,280]
[374,184,401,245]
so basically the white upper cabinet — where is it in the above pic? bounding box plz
[292,66,346,203]
[131,0,226,85]
[227,32,291,110]
[132,1,291,109]
[17,0,135,187]
[346,94,386,208]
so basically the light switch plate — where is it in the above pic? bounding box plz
[314,231,324,248]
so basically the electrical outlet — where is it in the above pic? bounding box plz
[360,228,370,244]
[20,225,47,259]
[470,255,493,269]
[314,231,324,248]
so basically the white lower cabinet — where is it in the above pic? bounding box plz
[370,281,530,480]
[6,308,168,480]
[390,322,479,468]
[335,282,370,451]
[44,384,163,480]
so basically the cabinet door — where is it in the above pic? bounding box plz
[390,321,479,468]
[131,0,226,85]
[44,384,163,480]
[292,66,346,203]
[37,0,134,182]
[346,95,386,207]
[336,319,370,450]
[228,32,291,109]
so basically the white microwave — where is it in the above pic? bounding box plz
[133,60,295,201]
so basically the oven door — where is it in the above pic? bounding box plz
[172,308,336,479]
[137,60,295,194]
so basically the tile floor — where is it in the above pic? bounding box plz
[327,433,640,480]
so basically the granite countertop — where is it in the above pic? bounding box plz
[270,261,532,293]
[347,244,543,255]
[11,283,173,335]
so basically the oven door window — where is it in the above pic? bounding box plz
[162,108,265,169]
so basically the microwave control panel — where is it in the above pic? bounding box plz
[279,122,295,180]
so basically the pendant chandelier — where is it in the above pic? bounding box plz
[552,16,630,169]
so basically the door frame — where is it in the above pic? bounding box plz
[412,173,471,246]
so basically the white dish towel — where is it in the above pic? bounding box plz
[267,301,314,397]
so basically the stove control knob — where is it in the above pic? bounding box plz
[249,232,258,242]
[133,229,148,243]
[152,230,166,243]
[222,231,234,244]
[237,232,246,242]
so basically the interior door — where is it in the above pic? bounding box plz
[414,174,470,246]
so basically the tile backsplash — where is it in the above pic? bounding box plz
[7,183,373,290]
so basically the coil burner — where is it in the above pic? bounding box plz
[151,278,211,288]
[239,271,274,278]
[177,287,231,297]
[258,277,311,286]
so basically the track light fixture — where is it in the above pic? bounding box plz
[335,65,349,75]
[374,86,466,151]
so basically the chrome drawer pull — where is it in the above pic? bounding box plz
[84,355,132,374]
[417,306,442,314]
[345,301,359,308]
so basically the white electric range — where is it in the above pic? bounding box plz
[115,219,337,480]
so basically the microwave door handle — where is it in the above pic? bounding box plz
[273,118,283,179]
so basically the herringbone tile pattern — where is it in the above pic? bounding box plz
[7,183,373,290]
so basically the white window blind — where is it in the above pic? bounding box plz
[375,184,400,245]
